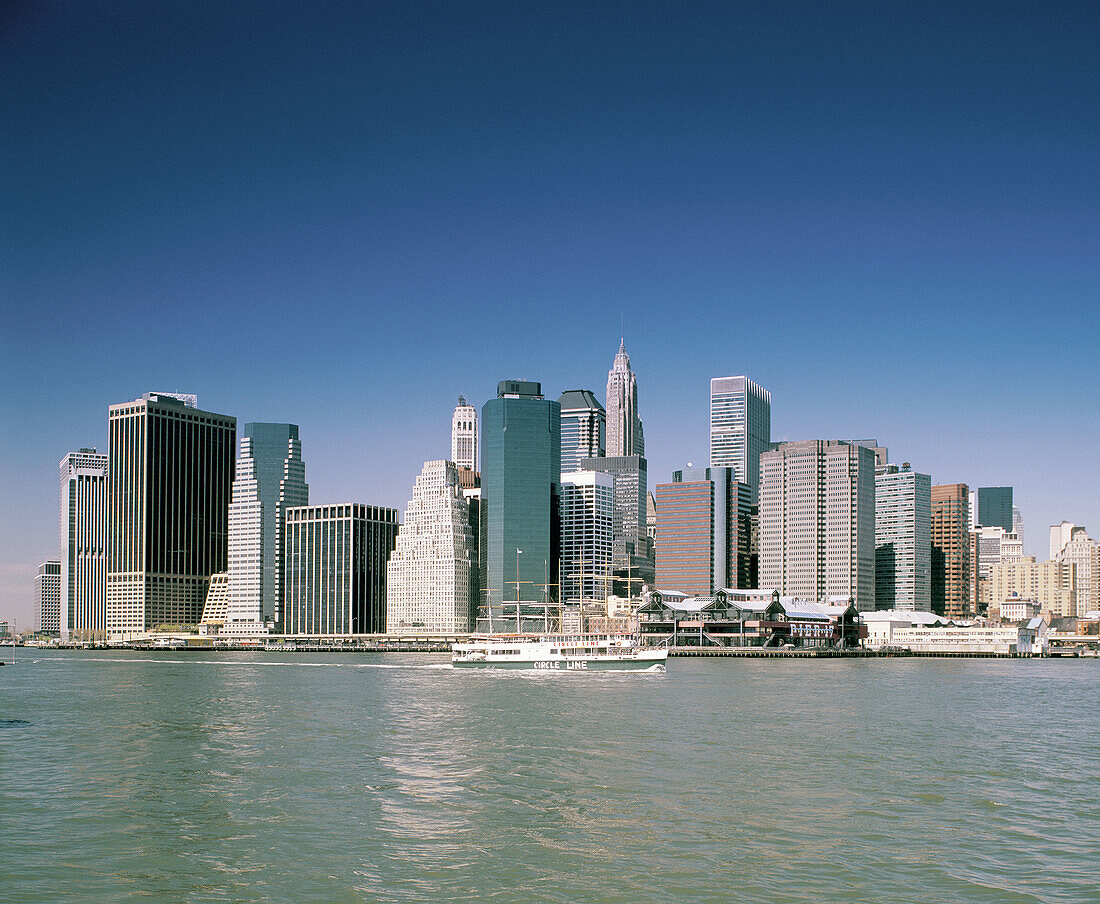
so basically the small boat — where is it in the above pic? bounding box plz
[452,633,667,671]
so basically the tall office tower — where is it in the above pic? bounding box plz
[1049,521,1078,561]
[988,557,1077,618]
[106,393,236,638]
[931,484,971,618]
[875,463,932,612]
[759,440,876,611]
[606,340,644,457]
[709,376,771,497]
[59,448,108,641]
[284,504,398,635]
[977,487,1013,531]
[559,471,614,605]
[1051,525,1099,616]
[1012,507,1023,545]
[225,424,308,633]
[480,380,560,630]
[580,454,654,596]
[968,491,977,530]
[654,467,752,595]
[558,390,605,473]
[35,561,61,634]
[451,395,478,472]
[646,492,657,544]
[387,460,478,633]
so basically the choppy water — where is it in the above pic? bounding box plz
[1,652,1097,903]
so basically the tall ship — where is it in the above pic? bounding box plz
[452,633,667,671]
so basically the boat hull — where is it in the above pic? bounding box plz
[452,651,667,671]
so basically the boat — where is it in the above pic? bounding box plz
[452,633,667,671]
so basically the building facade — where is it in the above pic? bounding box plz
[226,423,308,633]
[387,460,478,634]
[931,483,971,619]
[35,561,61,634]
[479,381,561,630]
[1051,525,1099,616]
[579,454,654,595]
[558,390,605,474]
[987,557,1077,618]
[875,464,931,611]
[283,504,398,635]
[559,470,614,605]
[709,376,771,499]
[59,448,108,641]
[605,340,644,457]
[977,486,1013,531]
[451,395,478,472]
[759,440,876,611]
[106,394,236,638]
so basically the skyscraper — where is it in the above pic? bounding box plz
[558,390,605,473]
[579,454,653,595]
[35,561,61,634]
[931,483,971,619]
[709,376,771,497]
[283,504,398,635]
[875,463,932,611]
[605,340,644,457]
[451,395,478,472]
[977,487,1013,531]
[387,460,479,633]
[480,380,560,630]
[759,440,876,610]
[226,423,308,633]
[59,448,108,641]
[106,393,236,638]
[1051,524,1099,616]
[559,471,614,605]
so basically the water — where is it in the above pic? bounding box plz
[2,652,1097,903]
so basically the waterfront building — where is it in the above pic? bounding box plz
[987,556,1077,618]
[199,572,229,634]
[59,448,108,641]
[1051,525,1099,616]
[35,561,61,635]
[931,483,971,619]
[387,460,478,634]
[451,395,478,472]
[479,381,560,630]
[875,463,931,612]
[759,440,876,611]
[283,504,398,635]
[225,423,308,634]
[654,467,752,595]
[559,470,614,606]
[709,376,771,497]
[558,390,605,473]
[999,596,1041,622]
[605,340,644,457]
[106,393,236,638]
[580,454,654,595]
[977,486,1013,532]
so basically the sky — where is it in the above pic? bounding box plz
[2,1,1097,628]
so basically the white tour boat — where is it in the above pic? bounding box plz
[452,633,667,671]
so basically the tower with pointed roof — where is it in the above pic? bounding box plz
[605,339,644,457]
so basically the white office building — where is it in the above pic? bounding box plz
[59,448,108,641]
[710,375,770,497]
[875,463,932,611]
[1051,524,1099,616]
[451,396,478,472]
[560,470,615,605]
[36,561,61,634]
[759,440,876,611]
[387,460,478,633]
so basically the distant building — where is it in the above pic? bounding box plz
[999,595,1041,622]
[560,471,614,606]
[480,381,560,630]
[59,448,108,641]
[988,556,1076,618]
[387,460,478,634]
[199,573,230,634]
[931,483,971,619]
[875,463,931,612]
[451,395,478,472]
[1012,507,1023,545]
[558,390,605,473]
[759,440,876,611]
[580,454,653,595]
[106,393,236,638]
[709,376,770,499]
[605,340,644,457]
[284,504,398,635]
[977,487,1013,532]
[973,526,1022,610]
[1051,524,1099,616]
[35,561,61,635]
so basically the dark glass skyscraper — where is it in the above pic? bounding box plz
[977,487,1013,532]
[558,389,605,473]
[480,381,560,630]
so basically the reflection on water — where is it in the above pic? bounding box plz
[1,653,1097,903]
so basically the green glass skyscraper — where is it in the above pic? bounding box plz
[479,381,560,631]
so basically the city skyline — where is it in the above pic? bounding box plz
[3,4,1098,627]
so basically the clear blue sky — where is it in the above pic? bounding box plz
[3,2,1097,627]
